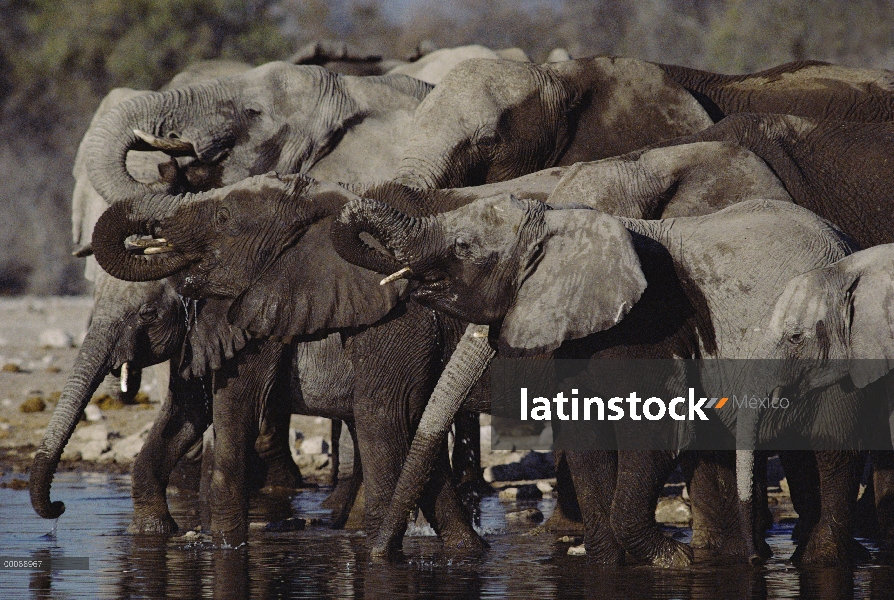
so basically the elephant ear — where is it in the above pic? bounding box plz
[181,298,250,378]
[498,207,647,356]
[227,216,407,340]
[845,251,894,388]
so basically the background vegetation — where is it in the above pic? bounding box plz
[2,0,892,295]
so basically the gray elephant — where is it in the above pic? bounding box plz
[330,195,858,566]
[659,60,894,122]
[88,174,500,548]
[738,244,894,563]
[392,56,714,189]
[83,61,431,206]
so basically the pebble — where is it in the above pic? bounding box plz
[84,404,103,422]
[567,544,586,556]
[38,329,74,349]
[654,497,692,525]
[19,396,46,412]
[505,508,544,523]
[498,484,543,501]
[536,481,553,494]
[300,435,329,455]
[558,536,580,543]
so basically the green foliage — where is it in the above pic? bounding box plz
[3,0,289,123]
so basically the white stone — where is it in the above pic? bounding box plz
[79,439,111,461]
[74,423,109,443]
[38,329,74,349]
[654,497,692,525]
[482,466,494,483]
[301,435,329,455]
[536,481,553,494]
[567,544,586,556]
[110,423,152,463]
[84,404,103,422]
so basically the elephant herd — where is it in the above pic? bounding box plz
[28,47,894,569]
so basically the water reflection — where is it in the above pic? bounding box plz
[3,472,894,599]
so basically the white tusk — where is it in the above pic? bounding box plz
[380,266,412,286]
[133,129,195,153]
[144,245,175,255]
[120,362,129,393]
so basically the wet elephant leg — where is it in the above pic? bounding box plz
[874,451,894,549]
[129,367,211,534]
[327,421,364,529]
[417,441,487,553]
[533,450,585,535]
[564,449,623,564]
[209,339,283,546]
[778,450,821,543]
[796,450,866,565]
[611,450,691,567]
[255,393,304,490]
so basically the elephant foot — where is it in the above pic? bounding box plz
[526,507,585,536]
[792,522,868,566]
[442,531,489,556]
[212,526,249,549]
[646,538,693,569]
[128,512,179,535]
[262,456,306,491]
[370,533,404,560]
[584,538,625,566]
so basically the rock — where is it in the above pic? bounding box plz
[20,396,46,412]
[490,451,555,482]
[265,517,306,532]
[84,404,103,422]
[109,422,153,463]
[480,425,497,451]
[39,329,74,349]
[547,48,572,63]
[482,467,494,483]
[567,544,586,556]
[505,508,544,523]
[655,497,692,525]
[79,440,111,461]
[498,484,542,501]
[558,535,580,543]
[92,394,125,410]
[536,481,553,494]
[2,363,22,372]
[72,423,111,461]
[300,435,329,455]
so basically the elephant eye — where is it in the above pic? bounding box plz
[215,206,232,228]
[138,305,158,321]
[454,237,472,257]
[787,331,805,344]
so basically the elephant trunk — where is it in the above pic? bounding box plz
[91,195,197,282]
[330,197,437,276]
[84,92,191,203]
[371,324,495,556]
[30,326,120,519]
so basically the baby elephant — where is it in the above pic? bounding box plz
[752,244,894,563]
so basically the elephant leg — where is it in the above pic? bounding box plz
[611,450,691,568]
[330,419,343,488]
[417,440,487,553]
[564,449,623,564]
[795,450,867,566]
[689,450,771,559]
[255,395,304,490]
[129,369,211,534]
[531,450,585,535]
[874,450,894,549]
[327,420,364,529]
[209,339,283,546]
[451,409,484,508]
[778,450,821,543]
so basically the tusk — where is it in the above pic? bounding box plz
[143,245,175,255]
[128,237,168,248]
[120,362,129,394]
[380,266,412,286]
[133,129,195,154]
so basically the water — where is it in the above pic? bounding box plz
[3,473,894,599]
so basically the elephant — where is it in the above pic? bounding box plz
[641,113,894,250]
[386,44,530,84]
[737,244,894,562]
[83,60,432,207]
[330,195,859,566]
[658,60,894,122]
[28,269,319,533]
[88,173,506,548]
[392,56,714,189]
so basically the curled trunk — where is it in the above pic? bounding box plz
[30,328,119,519]
[91,198,192,282]
[330,197,435,275]
[372,324,495,556]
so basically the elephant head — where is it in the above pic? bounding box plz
[30,274,186,519]
[333,194,646,354]
[90,173,407,340]
[393,57,712,189]
[84,61,430,204]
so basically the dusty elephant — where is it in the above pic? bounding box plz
[331,195,858,566]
